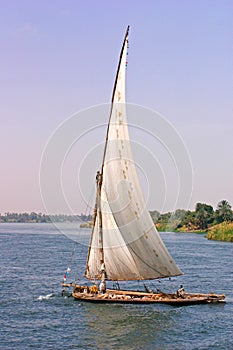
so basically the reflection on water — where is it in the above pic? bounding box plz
[83,303,177,349]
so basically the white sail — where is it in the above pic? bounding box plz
[85,27,183,281]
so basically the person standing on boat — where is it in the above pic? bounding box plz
[99,259,106,293]
[177,285,185,298]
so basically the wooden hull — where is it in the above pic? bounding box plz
[71,288,225,306]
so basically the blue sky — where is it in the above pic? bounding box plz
[1,0,232,213]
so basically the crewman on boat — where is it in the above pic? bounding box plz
[99,259,106,293]
[96,171,102,186]
[99,281,106,293]
[177,285,185,298]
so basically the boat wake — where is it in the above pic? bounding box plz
[37,293,54,301]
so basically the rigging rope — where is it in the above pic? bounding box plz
[83,182,95,218]
[62,180,95,283]
[62,242,76,283]
[73,179,96,282]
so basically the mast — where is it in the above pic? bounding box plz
[85,27,129,280]
[84,185,98,277]
[98,26,130,279]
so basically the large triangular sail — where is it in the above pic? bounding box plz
[85,26,183,281]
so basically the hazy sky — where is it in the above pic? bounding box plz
[1,0,232,214]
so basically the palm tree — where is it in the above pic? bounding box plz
[216,200,233,223]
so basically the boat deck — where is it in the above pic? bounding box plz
[68,286,225,306]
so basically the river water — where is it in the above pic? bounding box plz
[0,223,232,349]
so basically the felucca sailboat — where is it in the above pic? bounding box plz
[62,26,225,305]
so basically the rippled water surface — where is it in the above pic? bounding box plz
[0,223,232,349]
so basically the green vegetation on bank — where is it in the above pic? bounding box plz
[0,212,92,223]
[206,222,233,242]
[150,200,233,235]
[150,200,233,242]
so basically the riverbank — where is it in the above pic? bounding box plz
[155,222,206,234]
[156,222,233,243]
[206,222,233,242]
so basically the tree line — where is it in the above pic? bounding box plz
[1,200,232,231]
[0,212,92,223]
[150,200,233,231]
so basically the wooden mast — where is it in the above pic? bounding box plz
[98,26,130,276]
[84,187,98,277]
